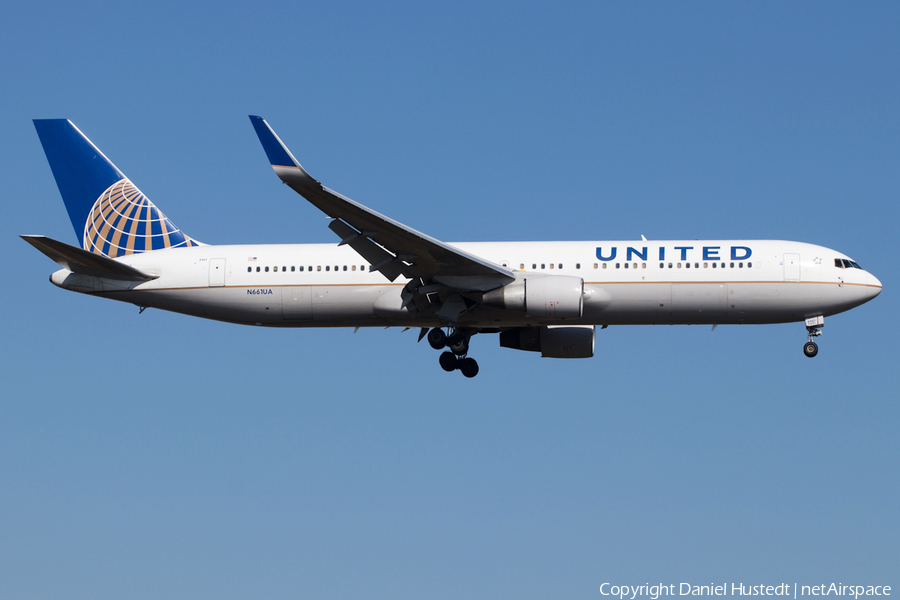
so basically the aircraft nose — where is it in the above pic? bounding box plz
[867,272,882,300]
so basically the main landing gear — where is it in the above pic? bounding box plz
[428,327,479,377]
[803,316,824,358]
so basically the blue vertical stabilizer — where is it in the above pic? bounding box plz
[33,119,199,257]
[34,119,124,241]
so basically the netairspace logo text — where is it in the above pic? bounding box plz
[600,584,891,600]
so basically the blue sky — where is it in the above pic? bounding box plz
[1,2,897,598]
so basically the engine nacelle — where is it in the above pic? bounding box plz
[499,325,595,358]
[482,275,584,319]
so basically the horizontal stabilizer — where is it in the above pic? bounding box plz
[21,235,158,281]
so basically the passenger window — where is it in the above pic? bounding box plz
[256,266,260,272]
[299,266,304,272]
[747,262,752,268]
[602,263,607,269]
[642,263,646,269]
[660,262,664,268]
[343,265,347,271]
[694,263,699,268]
[317,266,321,271]
[685,262,690,269]
[247,267,251,272]
[265,266,269,272]
[576,263,581,269]
[532,264,537,269]
[668,263,673,268]
[541,264,546,269]
[616,263,621,269]
[559,263,563,269]
[549,263,554,269]
[703,263,708,268]
[520,263,525,270]
[352,265,356,271]
[593,263,598,269]
[624,263,628,269]
[739,262,743,268]
[677,263,682,269]
[730,262,734,268]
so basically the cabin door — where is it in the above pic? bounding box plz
[209,258,226,287]
[783,254,800,281]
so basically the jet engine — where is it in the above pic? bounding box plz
[499,325,595,358]
[482,275,584,319]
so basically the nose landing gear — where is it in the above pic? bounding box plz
[429,328,479,377]
[803,340,819,358]
[803,316,823,358]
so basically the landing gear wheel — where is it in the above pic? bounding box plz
[439,351,458,372]
[458,357,479,378]
[427,328,447,350]
[803,341,818,358]
[448,336,469,355]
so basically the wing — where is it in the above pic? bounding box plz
[249,116,514,293]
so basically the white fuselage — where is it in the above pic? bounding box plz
[50,239,881,329]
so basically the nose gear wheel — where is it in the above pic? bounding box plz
[803,323,822,358]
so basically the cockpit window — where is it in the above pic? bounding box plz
[836,258,864,269]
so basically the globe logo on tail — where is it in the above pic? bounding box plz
[83,179,198,257]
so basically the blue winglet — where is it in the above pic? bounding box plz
[249,115,302,168]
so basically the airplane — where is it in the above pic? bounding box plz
[23,117,882,377]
